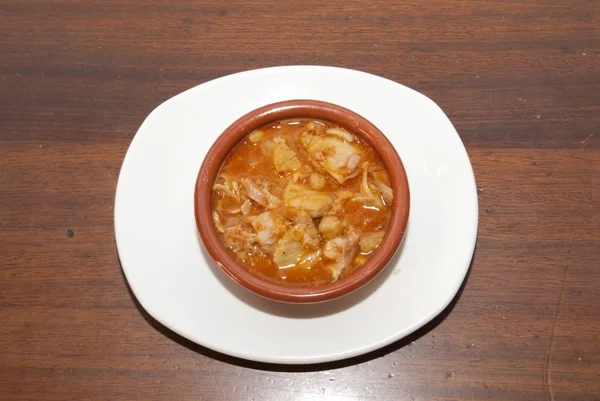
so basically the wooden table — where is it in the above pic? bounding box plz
[1,1,599,400]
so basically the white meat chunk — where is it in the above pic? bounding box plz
[369,169,394,205]
[262,136,302,174]
[283,182,332,218]
[222,216,242,229]
[272,212,322,269]
[261,184,283,209]
[249,211,285,251]
[299,132,362,184]
[332,190,354,213]
[326,127,355,142]
[323,230,359,280]
[240,178,266,206]
[273,233,305,268]
[240,178,282,209]
[289,212,321,249]
[359,231,386,254]
[240,199,252,216]
[273,232,323,269]
[213,177,240,201]
[371,180,394,205]
[222,224,256,252]
[296,248,323,270]
[213,211,224,233]
[352,162,385,209]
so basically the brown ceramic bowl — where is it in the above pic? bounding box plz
[194,99,410,303]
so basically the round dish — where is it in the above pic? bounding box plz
[115,65,478,364]
[195,100,410,303]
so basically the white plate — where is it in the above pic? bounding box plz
[114,66,478,364]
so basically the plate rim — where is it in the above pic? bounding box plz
[114,65,479,364]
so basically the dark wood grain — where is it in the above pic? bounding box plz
[1,0,599,400]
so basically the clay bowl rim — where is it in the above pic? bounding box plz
[194,99,410,303]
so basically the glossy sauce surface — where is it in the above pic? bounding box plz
[212,119,393,285]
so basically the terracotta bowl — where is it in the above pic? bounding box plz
[194,99,410,303]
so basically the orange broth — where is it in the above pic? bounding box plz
[212,119,393,286]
